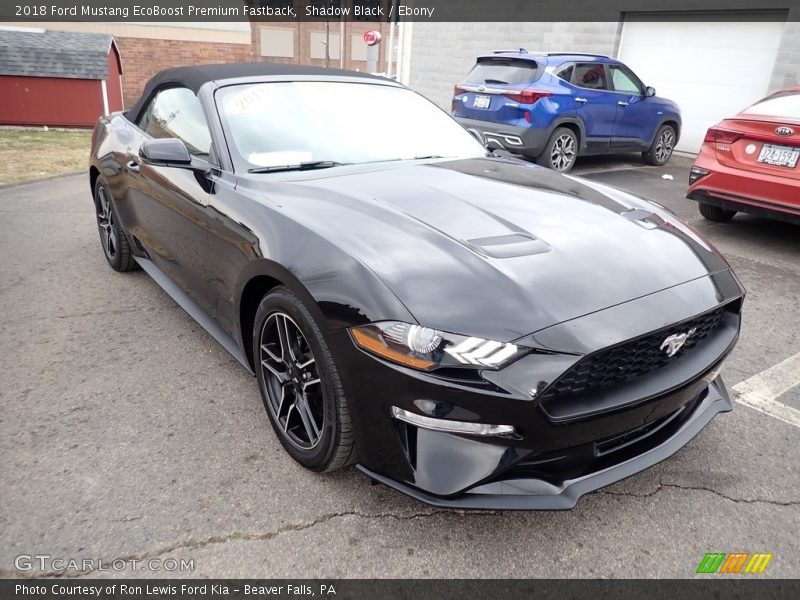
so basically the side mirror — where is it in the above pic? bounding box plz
[645,86,656,97]
[139,138,192,167]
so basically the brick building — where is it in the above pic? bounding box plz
[6,19,391,108]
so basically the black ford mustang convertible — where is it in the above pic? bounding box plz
[89,63,744,509]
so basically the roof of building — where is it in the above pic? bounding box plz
[126,62,389,123]
[0,28,118,80]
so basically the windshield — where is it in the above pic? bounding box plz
[742,91,800,120]
[217,81,486,170]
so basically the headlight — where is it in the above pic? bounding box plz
[350,321,526,371]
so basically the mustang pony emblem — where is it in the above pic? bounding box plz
[660,327,697,357]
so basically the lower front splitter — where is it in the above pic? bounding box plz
[357,380,732,510]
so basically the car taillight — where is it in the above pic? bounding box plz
[704,127,742,144]
[503,90,552,104]
[454,85,467,96]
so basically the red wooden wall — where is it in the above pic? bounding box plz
[0,44,124,128]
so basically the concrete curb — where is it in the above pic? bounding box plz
[0,170,84,191]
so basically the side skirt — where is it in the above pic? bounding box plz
[135,257,254,375]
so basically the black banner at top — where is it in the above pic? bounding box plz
[3,0,800,22]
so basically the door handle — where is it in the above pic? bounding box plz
[575,97,588,103]
[618,101,629,107]
[127,160,140,173]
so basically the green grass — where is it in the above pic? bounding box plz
[0,127,91,185]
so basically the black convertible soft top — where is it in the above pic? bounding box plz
[125,62,386,124]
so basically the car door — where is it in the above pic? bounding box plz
[608,64,652,150]
[126,87,216,311]
[569,62,616,153]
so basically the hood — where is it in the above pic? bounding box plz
[243,157,729,342]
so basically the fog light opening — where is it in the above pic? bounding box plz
[391,406,516,437]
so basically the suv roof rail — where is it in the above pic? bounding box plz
[489,50,612,59]
[491,48,536,54]
[543,52,611,58]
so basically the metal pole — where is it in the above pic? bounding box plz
[387,0,396,78]
[325,18,330,68]
[396,21,404,83]
[339,16,345,69]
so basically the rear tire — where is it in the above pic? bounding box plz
[253,286,356,472]
[536,127,579,172]
[94,178,137,272]
[698,202,737,223]
[643,124,677,166]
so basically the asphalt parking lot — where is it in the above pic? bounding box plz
[1,154,798,579]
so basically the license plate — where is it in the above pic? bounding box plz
[757,144,800,168]
[473,95,491,109]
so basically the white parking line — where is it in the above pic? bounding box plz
[732,352,800,428]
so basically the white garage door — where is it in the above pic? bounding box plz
[618,15,785,154]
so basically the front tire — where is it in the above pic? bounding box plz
[643,124,676,166]
[536,127,579,172]
[253,286,356,472]
[698,202,737,223]
[94,178,137,272]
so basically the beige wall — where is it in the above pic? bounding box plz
[10,21,251,44]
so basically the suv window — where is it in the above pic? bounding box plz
[556,64,574,82]
[136,87,212,158]
[466,58,542,85]
[609,65,643,94]
[572,63,608,90]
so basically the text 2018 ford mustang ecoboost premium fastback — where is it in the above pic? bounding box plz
[89,64,744,509]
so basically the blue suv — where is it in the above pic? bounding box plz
[452,51,681,172]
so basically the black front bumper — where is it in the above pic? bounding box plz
[358,378,730,510]
[326,271,743,510]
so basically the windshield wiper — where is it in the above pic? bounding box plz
[248,160,345,174]
[412,155,445,160]
[483,78,509,85]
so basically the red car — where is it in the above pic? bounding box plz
[687,86,800,224]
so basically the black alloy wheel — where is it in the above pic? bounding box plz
[94,178,137,271]
[260,311,325,450]
[253,287,356,471]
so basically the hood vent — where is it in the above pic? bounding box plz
[466,233,551,258]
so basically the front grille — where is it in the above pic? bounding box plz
[541,305,728,400]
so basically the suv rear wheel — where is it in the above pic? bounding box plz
[536,127,579,172]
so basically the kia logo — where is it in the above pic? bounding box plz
[775,126,794,136]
